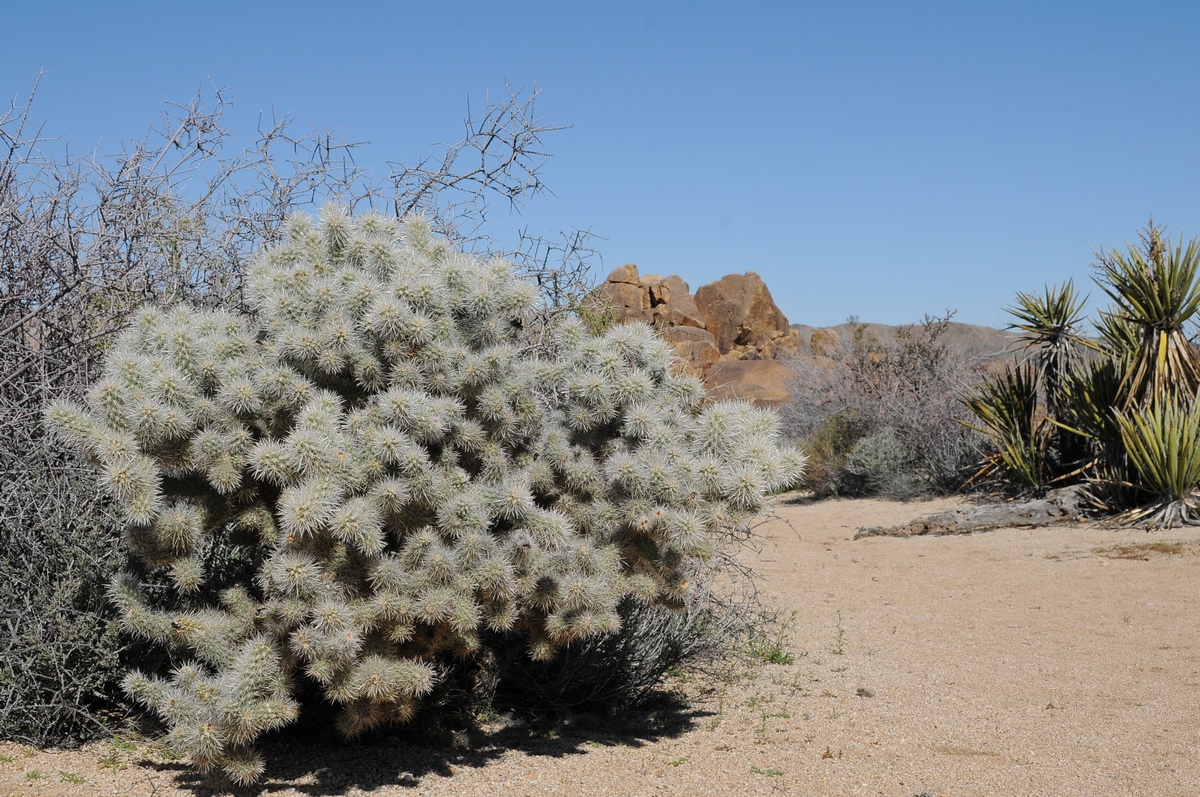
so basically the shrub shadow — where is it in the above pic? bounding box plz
[143,689,708,796]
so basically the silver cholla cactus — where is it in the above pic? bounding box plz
[46,206,805,784]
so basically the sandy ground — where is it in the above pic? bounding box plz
[3,494,1199,797]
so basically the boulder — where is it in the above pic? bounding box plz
[605,263,640,285]
[703,358,795,407]
[589,264,651,321]
[589,280,646,319]
[809,328,843,358]
[662,326,722,378]
[645,274,706,329]
[694,272,791,355]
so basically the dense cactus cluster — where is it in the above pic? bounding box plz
[46,207,803,783]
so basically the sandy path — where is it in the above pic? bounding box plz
[3,495,1198,796]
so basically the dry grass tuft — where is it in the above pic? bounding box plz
[1093,541,1189,560]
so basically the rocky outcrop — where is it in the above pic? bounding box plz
[590,264,798,405]
[660,325,722,379]
[590,264,1025,408]
[694,272,799,359]
[591,266,708,330]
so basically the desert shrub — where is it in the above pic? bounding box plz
[0,452,126,745]
[783,314,984,498]
[1,81,597,746]
[842,427,915,496]
[793,411,868,497]
[46,208,804,784]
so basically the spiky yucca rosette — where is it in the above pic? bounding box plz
[46,206,804,784]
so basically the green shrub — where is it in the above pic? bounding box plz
[842,427,920,498]
[797,411,869,497]
[46,207,804,784]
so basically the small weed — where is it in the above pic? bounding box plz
[98,753,127,771]
[833,611,846,655]
[746,690,777,710]
[25,770,45,780]
[0,754,15,764]
[154,742,183,762]
[97,733,138,771]
[749,611,797,665]
[111,734,137,752]
[708,688,727,730]
[59,771,86,784]
[756,706,793,737]
[804,732,817,743]
[821,746,843,760]
[751,765,784,777]
[668,757,688,767]
[98,741,130,772]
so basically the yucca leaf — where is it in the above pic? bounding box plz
[1094,223,1200,406]
[964,363,1050,491]
[1109,394,1200,528]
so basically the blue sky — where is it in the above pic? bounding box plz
[5,1,1200,328]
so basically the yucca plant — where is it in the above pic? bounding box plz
[964,363,1050,491]
[1052,357,1125,471]
[1093,309,1141,362]
[1006,280,1095,417]
[1110,395,1200,528]
[969,221,1200,526]
[1093,224,1200,408]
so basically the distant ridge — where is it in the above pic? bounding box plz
[790,321,1022,364]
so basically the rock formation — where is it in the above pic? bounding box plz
[694,272,796,359]
[590,265,800,405]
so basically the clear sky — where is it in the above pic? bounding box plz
[5,1,1200,328]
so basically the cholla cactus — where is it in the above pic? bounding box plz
[46,206,804,783]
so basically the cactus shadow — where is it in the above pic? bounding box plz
[150,689,708,795]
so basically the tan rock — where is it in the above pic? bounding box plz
[809,328,843,358]
[588,266,801,405]
[766,329,803,359]
[694,272,790,354]
[703,358,795,407]
[664,326,722,378]
[589,281,648,320]
[605,263,640,284]
[647,274,707,329]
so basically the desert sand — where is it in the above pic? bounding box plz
[3,494,1198,797]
